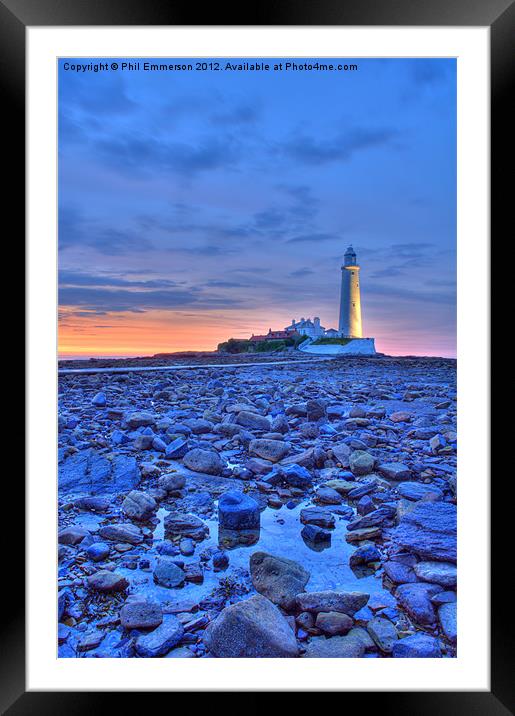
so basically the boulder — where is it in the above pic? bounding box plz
[121,490,157,521]
[235,411,271,432]
[86,570,129,593]
[164,512,209,541]
[219,491,260,530]
[250,551,310,609]
[378,463,412,481]
[395,582,441,626]
[414,561,457,588]
[296,590,369,616]
[59,449,139,495]
[98,522,143,545]
[204,595,299,658]
[249,439,290,463]
[397,482,443,501]
[135,615,184,657]
[367,616,398,653]
[391,501,457,562]
[183,448,223,475]
[303,635,364,658]
[392,633,442,658]
[315,611,353,636]
[120,597,163,630]
[349,451,375,476]
[300,507,335,529]
[153,557,186,588]
[438,601,457,644]
[126,411,156,428]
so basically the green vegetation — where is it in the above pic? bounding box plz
[218,334,308,354]
[312,336,353,346]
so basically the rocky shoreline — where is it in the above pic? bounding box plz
[58,355,457,658]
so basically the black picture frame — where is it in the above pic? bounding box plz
[4,0,510,711]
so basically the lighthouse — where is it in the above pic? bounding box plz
[338,245,363,337]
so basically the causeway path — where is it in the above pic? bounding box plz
[58,355,335,376]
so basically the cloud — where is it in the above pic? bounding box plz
[282,127,397,166]
[286,232,337,244]
[289,268,314,278]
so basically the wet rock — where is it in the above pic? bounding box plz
[235,411,271,432]
[183,448,223,475]
[281,464,312,488]
[165,438,189,459]
[153,556,186,588]
[349,544,381,566]
[60,450,139,495]
[296,590,369,616]
[390,411,412,423]
[315,611,353,636]
[392,633,442,658]
[349,450,375,476]
[414,561,457,588]
[91,392,107,407]
[204,594,299,658]
[212,551,229,571]
[58,526,89,545]
[164,512,209,541]
[316,486,342,505]
[159,473,186,493]
[98,523,143,545]
[250,551,310,609]
[74,496,111,512]
[306,399,326,422]
[134,434,154,450]
[121,490,157,521]
[179,538,195,556]
[301,524,332,544]
[86,570,129,592]
[395,582,440,625]
[86,542,110,562]
[383,560,417,584]
[438,601,457,644]
[397,482,443,501]
[391,501,457,562]
[120,597,163,630]
[378,463,412,481]
[135,615,184,657]
[219,491,260,530]
[303,635,364,658]
[249,439,289,463]
[300,507,335,529]
[367,617,398,653]
[127,411,156,428]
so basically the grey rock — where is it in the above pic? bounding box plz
[392,633,442,658]
[303,635,364,658]
[219,491,260,530]
[86,570,129,592]
[235,411,271,432]
[438,601,457,644]
[391,501,457,562]
[296,590,369,616]
[120,598,163,630]
[395,582,441,625]
[135,615,184,657]
[349,450,375,476]
[153,556,186,588]
[59,449,139,495]
[98,522,143,545]
[183,448,223,476]
[250,551,310,609]
[121,490,157,521]
[315,611,353,636]
[367,617,398,653]
[378,462,412,481]
[249,439,289,463]
[397,482,443,501]
[204,594,299,658]
[414,561,457,588]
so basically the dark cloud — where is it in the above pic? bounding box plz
[282,127,397,166]
[289,268,314,278]
[286,232,337,244]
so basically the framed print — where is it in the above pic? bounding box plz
[4,0,511,709]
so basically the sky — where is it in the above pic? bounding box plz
[58,58,456,358]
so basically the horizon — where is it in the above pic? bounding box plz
[58,57,457,359]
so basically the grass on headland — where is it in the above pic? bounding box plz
[218,334,308,354]
[311,337,353,346]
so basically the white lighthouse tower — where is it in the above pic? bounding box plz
[338,245,363,337]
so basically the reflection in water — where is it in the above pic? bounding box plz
[301,533,332,553]
[218,526,260,550]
